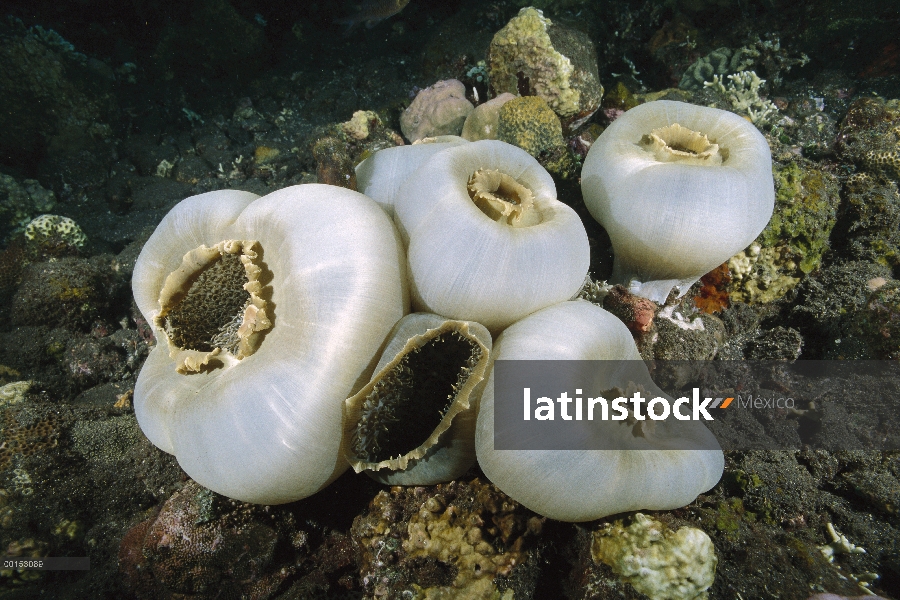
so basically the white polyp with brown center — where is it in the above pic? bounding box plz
[474,301,724,522]
[467,168,541,227]
[355,135,469,217]
[342,312,492,485]
[639,123,724,166]
[131,185,407,504]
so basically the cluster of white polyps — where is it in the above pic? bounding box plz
[132,100,774,521]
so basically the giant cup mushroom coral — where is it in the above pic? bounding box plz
[392,139,590,330]
[475,300,724,522]
[581,100,774,302]
[132,185,407,504]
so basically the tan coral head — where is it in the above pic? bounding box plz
[639,123,724,166]
[154,239,271,374]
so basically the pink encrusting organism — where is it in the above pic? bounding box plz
[336,0,411,35]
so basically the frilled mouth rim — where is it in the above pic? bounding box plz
[467,168,543,227]
[154,239,272,374]
[639,123,726,166]
[344,319,491,474]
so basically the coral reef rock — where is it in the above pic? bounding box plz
[591,513,717,600]
[11,256,122,332]
[489,7,603,130]
[0,176,56,242]
[350,478,543,599]
[0,18,117,167]
[836,97,900,183]
[119,481,298,600]
[401,79,474,142]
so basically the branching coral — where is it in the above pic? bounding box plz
[704,71,779,126]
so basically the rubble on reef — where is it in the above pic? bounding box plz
[0,0,899,598]
[351,479,544,599]
[118,481,295,599]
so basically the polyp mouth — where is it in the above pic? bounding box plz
[468,168,543,227]
[155,239,271,374]
[639,123,726,166]
[350,327,483,465]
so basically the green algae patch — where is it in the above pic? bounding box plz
[729,469,763,492]
[715,498,755,535]
[760,162,839,274]
[602,81,640,113]
[729,159,839,303]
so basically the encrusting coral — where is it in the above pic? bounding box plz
[837,97,900,183]
[591,513,718,600]
[0,407,59,473]
[350,479,542,599]
[497,95,564,158]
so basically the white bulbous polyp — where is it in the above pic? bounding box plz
[132,185,407,504]
[355,136,468,216]
[475,300,724,522]
[393,139,590,330]
[581,100,774,302]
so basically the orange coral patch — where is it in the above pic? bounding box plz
[693,263,731,314]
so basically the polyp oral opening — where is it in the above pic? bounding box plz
[639,123,725,166]
[165,252,248,353]
[467,168,542,227]
[156,240,271,373]
[351,330,482,463]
